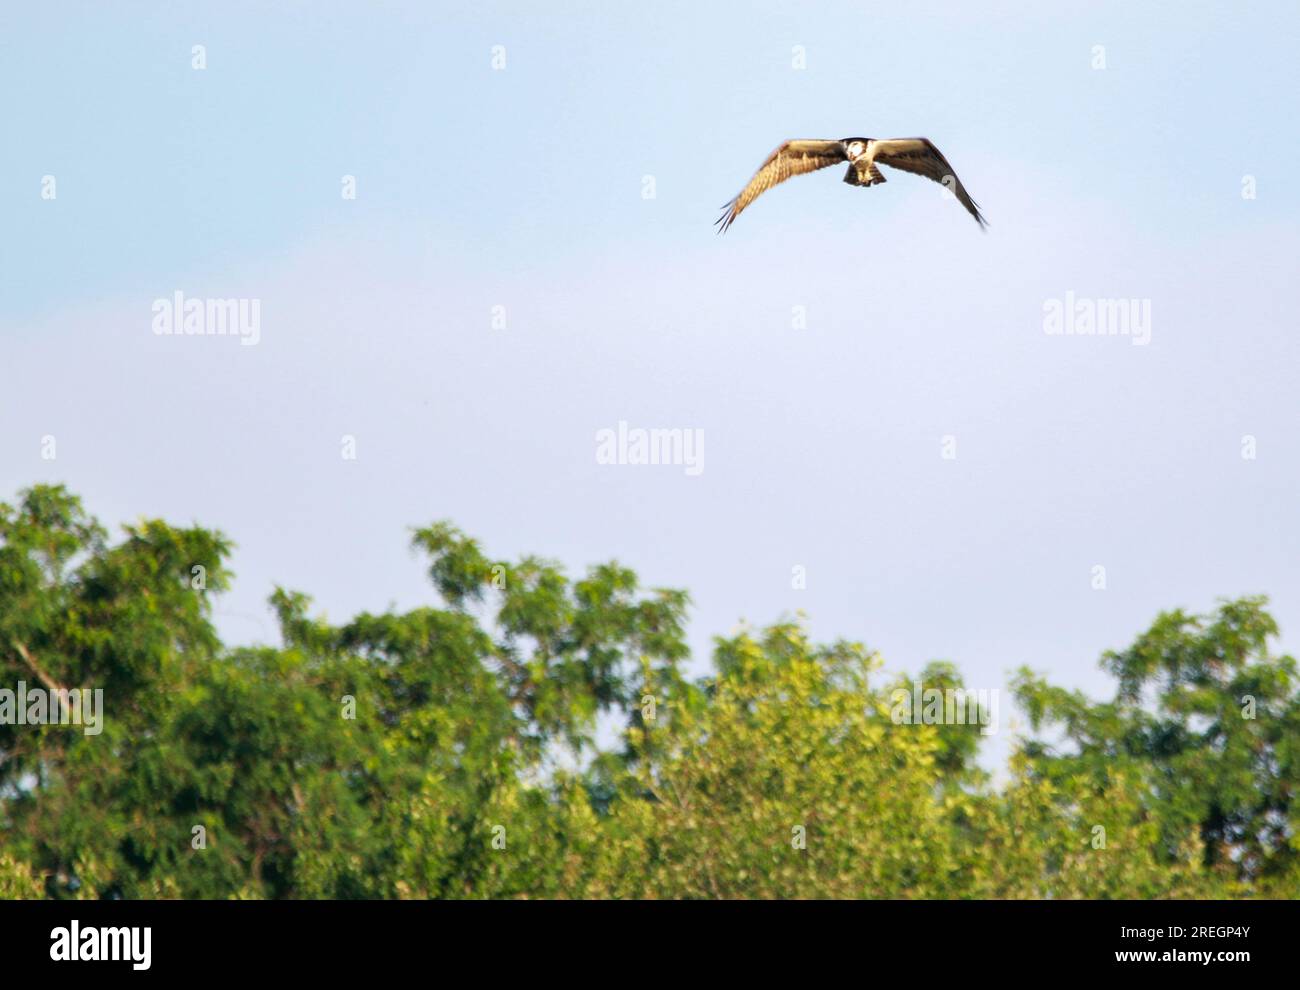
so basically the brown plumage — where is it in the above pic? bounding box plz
[716,136,986,232]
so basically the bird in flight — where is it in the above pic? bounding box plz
[716,137,986,232]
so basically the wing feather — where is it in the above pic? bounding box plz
[870,138,987,228]
[716,139,847,233]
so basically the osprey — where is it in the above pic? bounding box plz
[716,137,986,232]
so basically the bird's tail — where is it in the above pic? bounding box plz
[843,162,886,187]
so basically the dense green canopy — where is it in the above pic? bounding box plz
[1,485,1296,898]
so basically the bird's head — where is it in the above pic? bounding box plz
[843,138,870,159]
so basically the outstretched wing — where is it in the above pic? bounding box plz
[870,138,987,228]
[716,139,847,233]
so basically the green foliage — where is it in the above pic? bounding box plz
[0,854,43,898]
[1013,597,1300,887]
[591,625,961,898]
[1,485,1296,899]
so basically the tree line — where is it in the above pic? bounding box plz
[1,485,1296,898]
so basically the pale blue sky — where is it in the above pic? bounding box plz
[3,1,1298,767]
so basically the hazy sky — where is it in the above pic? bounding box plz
[3,1,1298,767]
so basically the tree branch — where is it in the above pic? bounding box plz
[12,640,68,695]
